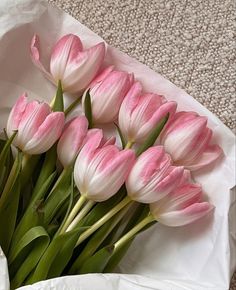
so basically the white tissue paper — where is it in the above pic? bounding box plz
[0,0,235,289]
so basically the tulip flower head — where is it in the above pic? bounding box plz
[118,82,177,144]
[126,146,184,203]
[85,66,134,124]
[57,116,88,168]
[31,34,105,94]
[150,181,214,226]
[7,93,65,154]
[160,111,223,171]
[74,129,136,202]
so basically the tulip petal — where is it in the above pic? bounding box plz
[63,42,106,93]
[126,146,185,203]
[89,66,114,87]
[88,150,135,201]
[138,101,177,141]
[74,129,104,193]
[90,70,134,123]
[162,111,198,136]
[6,93,28,136]
[17,102,51,146]
[57,116,88,167]
[118,82,143,141]
[154,166,184,199]
[50,34,83,81]
[162,116,208,162]
[156,202,214,226]
[23,112,65,154]
[30,35,54,82]
[185,144,223,171]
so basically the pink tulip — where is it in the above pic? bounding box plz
[57,116,88,167]
[126,146,184,203]
[74,129,136,202]
[7,94,65,154]
[85,66,134,124]
[160,111,223,171]
[118,82,177,144]
[30,34,105,94]
[150,181,214,226]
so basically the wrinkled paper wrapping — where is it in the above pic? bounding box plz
[0,0,235,289]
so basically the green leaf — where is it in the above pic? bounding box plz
[68,204,129,274]
[103,204,150,272]
[0,138,6,152]
[0,176,20,254]
[0,138,14,194]
[31,145,57,200]
[52,80,64,112]
[43,165,73,226]
[10,171,57,252]
[84,90,92,129]
[20,154,40,191]
[47,228,87,279]
[9,226,50,289]
[0,131,17,169]
[136,113,169,156]
[28,227,87,284]
[0,150,22,210]
[79,245,114,274]
[104,218,156,273]
[0,131,17,190]
[114,123,126,149]
[103,238,134,272]
[122,204,149,235]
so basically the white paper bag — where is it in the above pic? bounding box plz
[0,1,235,289]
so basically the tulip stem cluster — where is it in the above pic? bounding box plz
[66,200,95,232]
[76,196,132,247]
[60,195,87,234]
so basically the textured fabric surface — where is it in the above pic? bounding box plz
[48,0,236,288]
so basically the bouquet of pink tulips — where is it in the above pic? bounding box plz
[0,33,223,289]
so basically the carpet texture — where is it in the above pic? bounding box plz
[48,0,236,288]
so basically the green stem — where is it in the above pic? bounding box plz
[60,195,87,234]
[66,200,95,232]
[51,80,64,112]
[114,213,155,251]
[125,141,134,149]
[64,97,82,116]
[76,196,132,247]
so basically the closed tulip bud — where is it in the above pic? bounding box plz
[74,129,136,202]
[150,182,214,226]
[84,66,134,124]
[30,34,105,94]
[160,111,223,171]
[118,82,177,144]
[57,116,88,167]
[7,93,65,154]
[126,146,184,203]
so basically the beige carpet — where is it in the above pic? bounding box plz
[48,0,236,288]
